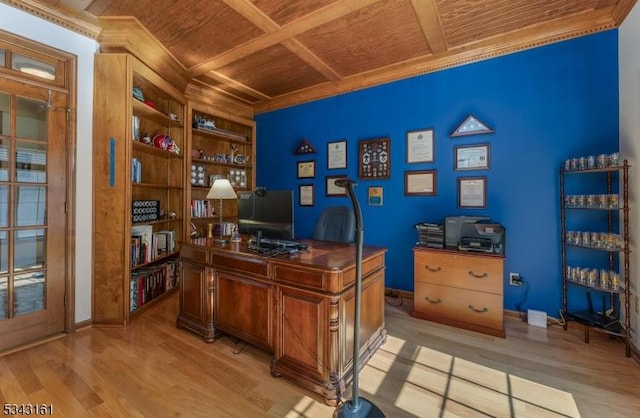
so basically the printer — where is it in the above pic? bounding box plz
[458,220,505,254]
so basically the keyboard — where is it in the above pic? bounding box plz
[259,238,307,249]
[248,238,308,256]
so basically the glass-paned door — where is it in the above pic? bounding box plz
[0,79,67,351]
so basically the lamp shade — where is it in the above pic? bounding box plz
[207,179,237,200]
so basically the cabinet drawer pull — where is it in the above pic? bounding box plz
[468,305,488,313]
[468,271,488,278]
[425,296,442,304]
[424,265,441,272]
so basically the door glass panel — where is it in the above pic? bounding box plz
[14,271,45,316]
[0,92,9,136]
[11,54,55,81]
[14,229,45,271]
[0,276,6,320]
[16,141,46,183]
[0,186,7,227]
[15,186,45,226]
[16,97,46,140]
[0,231,7,274]
[0,139,8,180]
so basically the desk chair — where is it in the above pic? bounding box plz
[313,205,355,243]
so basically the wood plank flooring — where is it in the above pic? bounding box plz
[0,293,638,417]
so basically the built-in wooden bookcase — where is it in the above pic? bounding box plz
[93,53,186,325]
[186,101,256,237]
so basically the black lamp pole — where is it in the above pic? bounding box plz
[334,178,384,418]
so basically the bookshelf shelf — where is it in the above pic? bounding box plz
[186,103,256,237]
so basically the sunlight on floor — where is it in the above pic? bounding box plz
[283,334,581,417]
[361,335,581,417]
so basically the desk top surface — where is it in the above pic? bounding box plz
[183,238,386,270]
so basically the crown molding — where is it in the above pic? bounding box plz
[1,0,101,39]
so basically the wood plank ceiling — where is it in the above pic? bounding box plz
[4,0,637,113]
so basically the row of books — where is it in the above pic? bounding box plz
[191,199,216,218]
[131,225,176,266]
[131,157,142,183]
[130,260,179,312]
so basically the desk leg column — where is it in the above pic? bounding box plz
[327,297,341,403]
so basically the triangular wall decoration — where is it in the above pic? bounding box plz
[450,114,495,137]
[294,138,317,155]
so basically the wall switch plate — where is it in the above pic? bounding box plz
[509,272,522,286]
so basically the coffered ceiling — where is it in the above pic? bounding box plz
[3,0,636,113]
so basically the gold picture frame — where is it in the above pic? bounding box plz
[297,160,315,178]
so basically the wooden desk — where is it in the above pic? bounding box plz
[177,238,387,405]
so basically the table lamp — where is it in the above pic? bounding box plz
[206,178,237,243]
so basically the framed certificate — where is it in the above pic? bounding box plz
[458,176,487,208]
[297,160,316,178]
[455,144,490,170]
[327,139,347,169]
[406,128,434,163]
[404,170,437,196]
[326,175,347,196]
[299,184,314,206]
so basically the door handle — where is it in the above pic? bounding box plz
[425,265,441,272]
[468,305,488,313]
[468,271,488,278]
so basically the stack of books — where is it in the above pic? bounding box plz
[415,222,444,248]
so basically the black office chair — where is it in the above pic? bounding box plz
[313,205,356,243]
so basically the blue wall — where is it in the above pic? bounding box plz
[254,30,619,317]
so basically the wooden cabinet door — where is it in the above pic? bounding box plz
[275,286,329,382]
[214,270,273,351]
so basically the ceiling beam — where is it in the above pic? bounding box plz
[188,0,382,77]
[410,0,447,54]
[220,0,341,81]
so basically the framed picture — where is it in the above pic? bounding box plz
[368,186,383,206]
[359,137,390,179]
[406,128,434,163]
[299,184,314,206]
[455,144,490,170]
[327,139,347,169]
[297,160,315,178]
[404,170,437,196]
[326,175,347,196]
[458,176,487,208]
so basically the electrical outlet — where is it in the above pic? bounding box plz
[509,272,522,286]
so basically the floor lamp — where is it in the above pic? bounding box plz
[334,178,385,418]
[206,178,237,243]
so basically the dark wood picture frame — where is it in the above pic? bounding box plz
[406,128,434,163]
[454,143,490,171]
[299,184,314,206]
[327,139,348,169]
[326,175,348,197]
[358,137,390,180]
[457,176,487,209]
[404,170,437,196]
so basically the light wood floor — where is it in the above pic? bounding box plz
[0,294,638,417]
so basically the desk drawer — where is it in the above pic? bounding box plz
[213,254,268,277]
[414,251,502,293]
[414,282,503,331]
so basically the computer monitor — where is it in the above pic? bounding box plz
[237,189,294,240]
